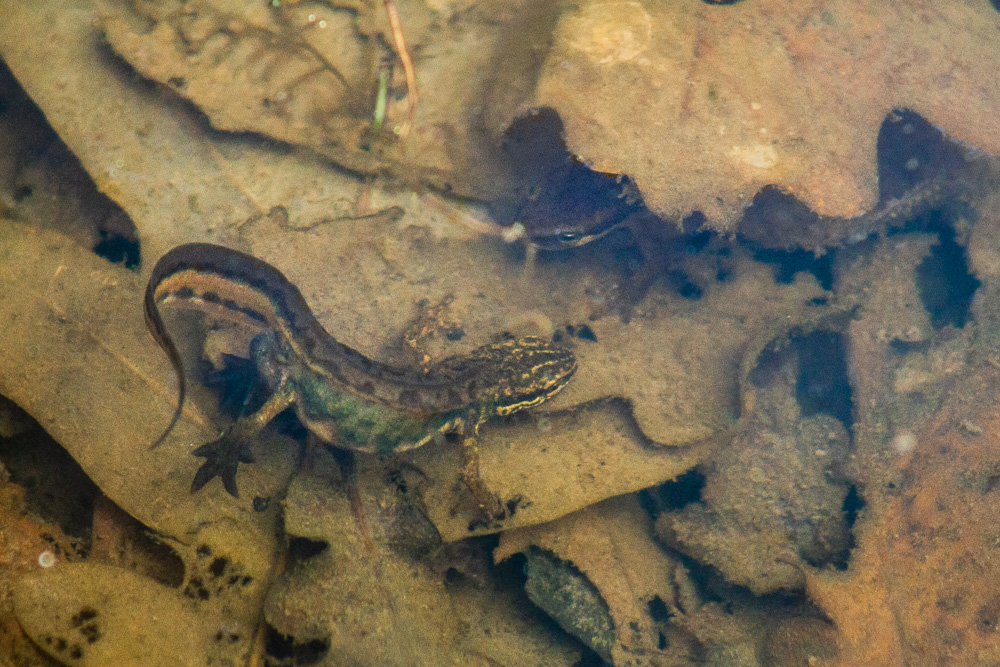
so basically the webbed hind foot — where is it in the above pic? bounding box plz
[191,436,254,497]
[190,372,297,497]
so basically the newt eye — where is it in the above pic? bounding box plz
[558,232,583,244]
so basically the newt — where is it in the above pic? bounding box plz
[494,109,647,252]
[511,159,645,251]
[145,243,576,521]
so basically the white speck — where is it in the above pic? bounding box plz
[38,551,56,568]
[502,222,526,243]
[275,91,288,101]
[308,14,315,22]
[319,20,327,28]
[905,157,920,171]
[729,143,778,169]
[893,431,916,455]
[750,102,761,111]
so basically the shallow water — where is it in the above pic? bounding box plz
[1,2,1000,665]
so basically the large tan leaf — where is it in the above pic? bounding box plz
[532,0,1000,228]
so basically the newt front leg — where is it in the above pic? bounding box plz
[459,432,508,530]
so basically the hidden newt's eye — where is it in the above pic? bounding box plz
[558,232,583,244]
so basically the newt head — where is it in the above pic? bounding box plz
[469,336,577,418]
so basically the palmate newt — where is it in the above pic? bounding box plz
[145,243,576,521]
[512,159,645,251]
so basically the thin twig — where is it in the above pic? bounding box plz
[382,0,418,137]
[419,193,515,239]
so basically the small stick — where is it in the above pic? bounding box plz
[419,192,513,239]
[382,0,418,137]
[372,67,389,135]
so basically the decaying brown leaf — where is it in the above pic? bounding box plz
[100,0,548,204]
[657,338,853,595]
[15,563,208,665]
[530,0,1000,228]
[263,447,585,664]
[0,221,292,663]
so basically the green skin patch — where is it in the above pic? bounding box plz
[294,361,463,457]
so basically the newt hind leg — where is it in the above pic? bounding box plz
[460,435,516,531]
[189,374,298,497]
[191,436,254,497]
